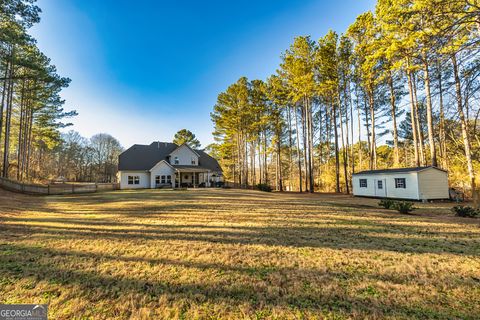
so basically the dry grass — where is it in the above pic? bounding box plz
[0,188,479,319]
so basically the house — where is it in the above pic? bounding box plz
[352,166,449,200]
[118,142,223,189]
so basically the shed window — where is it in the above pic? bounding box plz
[191,157,196,165]
[161,175,166,184]
[395,178,406,188]
[377,180,383,189]
[359,179,367,188]
[174,156,179,164]
[128,176,140,185]
[155,176,160,185]
[167,175,172,184]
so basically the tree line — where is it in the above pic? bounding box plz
[1,1,124,183]
[49,131,123,183]
[211,0,480,195]
[0,0,74,182]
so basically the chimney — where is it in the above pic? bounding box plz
[157,141,160,149]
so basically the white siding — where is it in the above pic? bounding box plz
[352,175,376,197]
[119,171,150,189]
[418,168,449,199]
[353,172,420,200]
[150,161,176,188]
[169,145,199,166]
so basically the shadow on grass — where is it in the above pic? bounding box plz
[1,215,479,256]
[0,243,473,319]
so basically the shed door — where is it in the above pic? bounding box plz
[374,179,387,197]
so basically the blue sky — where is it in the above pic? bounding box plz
[31,0,376,148]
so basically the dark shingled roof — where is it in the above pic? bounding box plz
[118,142,222,172]
[353,166,446,175]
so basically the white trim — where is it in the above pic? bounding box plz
[149,160,177,172]
[170,143,200,157]
[353,166,447,176]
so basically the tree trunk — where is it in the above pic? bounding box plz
[355,85,363,171]
[412,72,426,165]
[250,141,256,186]
[257,138,263,183]
[287,105,294,191]
[343,82,351,191]
[423,60,437,167]
[0,59,9,173]
[363,95,371,160]
[306,97,314,193]
[437,62,447,169]
[333,99,340,193]
[2,52,14,178]
[276,124,283,192]
[294,106,303,192]
[349,84,355,174]
[301,104,308,192]
[338,94,349,194]
[452,54,476,192]
[407,67,420,166]
[318,106,323,190]
[368,87,377,170]
[388,71,399,166]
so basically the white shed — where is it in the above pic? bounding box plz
[352,166,449,200]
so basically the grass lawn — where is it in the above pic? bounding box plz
[0,188,479,319]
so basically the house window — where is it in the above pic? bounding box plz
[174,156,179,164]
[161,175,166,184]
[191,157,196,165]
[128,176,140,185]
[395,178,406,188]
[167,175,172,184]
[377,180,383,189]
[155,176,160,185]
[359,179,367,188]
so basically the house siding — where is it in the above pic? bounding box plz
[150,161,176,188]
[119,171,150,189]
[353,172,420,200]
[417,168,449,199]
[169,145,199,166]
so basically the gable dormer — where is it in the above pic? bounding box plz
[169,144,199,166]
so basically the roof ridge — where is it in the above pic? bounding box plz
[353,166,446,175]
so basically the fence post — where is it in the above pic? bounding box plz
[47,184,50,195]
[72,184,75,194]
[95,183,98,193]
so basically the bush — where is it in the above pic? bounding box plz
[379,199,396,209]
[256,183,272,192]
[451,206,479,218]
[392,201,415,214]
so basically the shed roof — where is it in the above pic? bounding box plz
[118,142,222,172]
[353,166,447,175]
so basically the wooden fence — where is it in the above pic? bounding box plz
[0,177,118,195]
